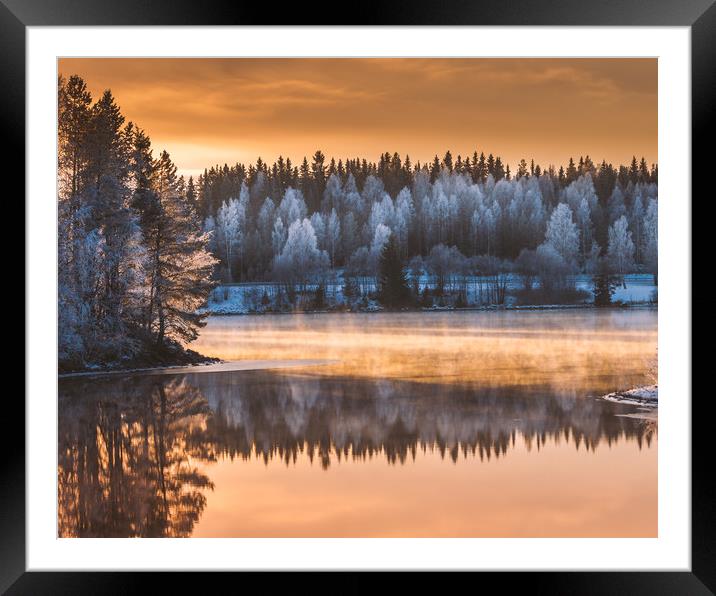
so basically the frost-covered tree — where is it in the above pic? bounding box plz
[139,150,218,345]
[575,197,593,264]
[426,244,465,294]
[341,212,359,263]
[322,173,343,213]
[394,187,413,257]
[484,205,498,256]
[515,248,539,291]
[535,243,573,298]
[642,198,658,284]
[203,215,216,252]
[370,223,392,266]
[257,197,276,267]
[365,193,395,244]
[92,174,145,335]
[345,246,372,297]
[607,185,627,224]
[310,211,327,251]
[407,255,424,295]
[271,216,287,257]
[58,76,149,365]
[326,209,341,267]
[278,187,307,228]
[272,218,329,293]
[544,203,580,269]
[258,197,275,234]
[607,215,635,287]
[216,197,245,281]
[630,191,645,264]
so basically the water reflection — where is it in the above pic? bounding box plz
[58,370,656,537]
[58,378,213,537]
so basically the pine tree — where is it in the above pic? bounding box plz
[84,90,128,192]
[58,74,92,201]
[494,157,505,181]
[593,257,617,306]
[430,155,441,182]
[629,156,639,183]
[443,150,453,172]
[141,151,218,345]
[310,150,327,208]
[377,233,411,308]
[566,157,578,183]
[186,176,196,209]
[517,159,528,179]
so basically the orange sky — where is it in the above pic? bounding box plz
[59,58,657,179]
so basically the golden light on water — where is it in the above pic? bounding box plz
[193,310,657,391]
[191,435,656,538]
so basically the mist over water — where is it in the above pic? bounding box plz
[194,309,657,391]
[58,309,657,538]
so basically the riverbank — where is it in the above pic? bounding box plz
[58,342,219,376]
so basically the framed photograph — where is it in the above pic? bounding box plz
[10,0,708,591]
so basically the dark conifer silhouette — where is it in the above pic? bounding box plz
[377,234,412,308]
[593,258,618,306]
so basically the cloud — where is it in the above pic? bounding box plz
[59,58,657,175]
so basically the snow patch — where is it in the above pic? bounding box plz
[601,385,658,407]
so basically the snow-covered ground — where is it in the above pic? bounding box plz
[202,273,657,315]
[601,385,658,407]
[576,275,657,304]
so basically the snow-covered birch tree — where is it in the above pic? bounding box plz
[544,203,580,269]
[607,215,635,287]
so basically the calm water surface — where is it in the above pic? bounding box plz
[58,310,657,537]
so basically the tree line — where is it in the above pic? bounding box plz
[197,150,657,305]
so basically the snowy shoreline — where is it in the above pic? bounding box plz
[58,359,336,380]
[204,302,657,317]
[600,385,658,407]
[203,274,657,316]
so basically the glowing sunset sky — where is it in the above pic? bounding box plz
[59,58,657,179]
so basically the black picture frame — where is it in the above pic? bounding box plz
[6,0,707,592]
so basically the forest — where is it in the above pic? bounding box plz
[58,74,658,370]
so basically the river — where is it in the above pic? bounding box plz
[58,309,657,537]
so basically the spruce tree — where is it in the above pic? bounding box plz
[141,151,218,346]
[377,234,411,309]
[593,258,617,307]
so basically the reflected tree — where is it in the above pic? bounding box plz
[58,377,213,537]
